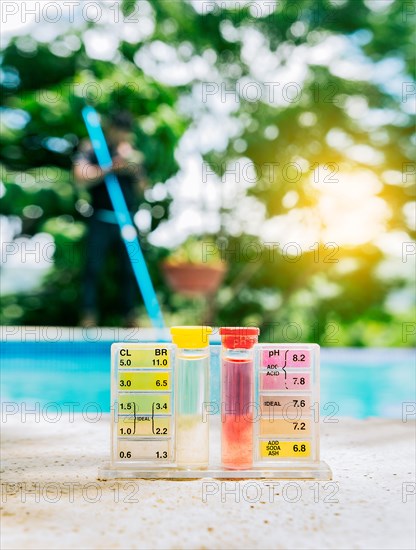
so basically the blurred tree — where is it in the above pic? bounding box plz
[1,36,186,325]
[1,0,414,344]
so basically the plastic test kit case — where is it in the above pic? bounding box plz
[99,327,332,480]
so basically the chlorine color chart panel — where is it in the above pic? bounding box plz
[254,344,320,463]
[111,343,175,465]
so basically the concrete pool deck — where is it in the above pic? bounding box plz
[1,415,415,550]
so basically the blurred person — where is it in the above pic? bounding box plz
[73,111,147,327]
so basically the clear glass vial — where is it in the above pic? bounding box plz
[171,326,212,469]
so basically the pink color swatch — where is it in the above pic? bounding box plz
[262,348,311,368]
[261,371,311,391]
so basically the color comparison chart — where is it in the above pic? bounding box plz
[102,327,332,480]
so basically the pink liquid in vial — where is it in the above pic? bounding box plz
[221,358,254,469]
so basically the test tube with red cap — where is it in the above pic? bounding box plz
[219,327,260,470]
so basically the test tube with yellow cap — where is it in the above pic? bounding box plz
[170,326,212,469]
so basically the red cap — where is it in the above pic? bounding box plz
[219,327,260,349]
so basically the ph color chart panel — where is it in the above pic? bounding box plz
[253,344,319,465]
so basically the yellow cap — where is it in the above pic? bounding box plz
[170,326,213,349]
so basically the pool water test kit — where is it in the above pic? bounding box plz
[102,327,332,479]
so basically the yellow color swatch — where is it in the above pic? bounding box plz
[259,440,311,459]
[117,394,171,415]
[118,372,170,391]
[117,347,170,369]
[117,416,171,437]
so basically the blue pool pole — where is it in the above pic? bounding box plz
[82,106,165,329]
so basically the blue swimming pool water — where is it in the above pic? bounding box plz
[1,341,414,419]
